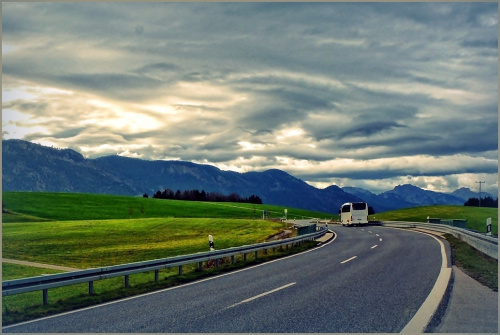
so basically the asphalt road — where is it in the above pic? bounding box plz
[3,225,443,333]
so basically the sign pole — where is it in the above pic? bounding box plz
[208,235,215,251]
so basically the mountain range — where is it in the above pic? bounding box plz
[2,139,495,214]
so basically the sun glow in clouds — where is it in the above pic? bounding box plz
[277,128,305,141]
[2,2,497,195]
[238,141,267,151]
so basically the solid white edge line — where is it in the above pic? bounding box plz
[399,230,451,334]
[371,244,378,249]
[3,231,338,330]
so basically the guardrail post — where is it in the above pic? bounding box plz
[255,251,258,259]
[154,270,159,282]
[198,261,203,271]
[231,255,235,264]
[89,281,94,295]
[244,253,247,262]
[178,265,183,275]
[43,289,48,306]
[125,275,130,288]
[216,259,219,267]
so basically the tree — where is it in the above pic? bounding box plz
[174,190,182,200]
[248,195,263,204]
[464,196,498,208]
[149,187,263,205]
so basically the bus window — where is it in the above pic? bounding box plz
[352,202,366,210]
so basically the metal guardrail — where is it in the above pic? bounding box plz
[2,227,327,305]
[380,221,498,260]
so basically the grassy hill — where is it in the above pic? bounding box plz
[2,191,334,222]
[373,205,498,235]
[2,192,333,268]
[3,217,289,268]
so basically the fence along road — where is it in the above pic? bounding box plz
[3,226,446,333]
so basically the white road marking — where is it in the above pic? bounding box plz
[341,256,357,264]
[401,230,451,333]
[3,234,338,330]
[227,282,296,309]
[380,238,383,242]
[371,245,378,249]
[376,234,380,236]
[368,231,373,234]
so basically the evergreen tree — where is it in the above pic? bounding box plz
[464,196,498,207]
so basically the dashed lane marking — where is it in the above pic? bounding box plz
[341,256,357,264]
[226,282,296,309]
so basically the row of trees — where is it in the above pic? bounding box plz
[464,196,498,208]
[144,189,263,204]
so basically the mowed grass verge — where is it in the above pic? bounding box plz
[443,234,497,291]
[3,218,286,269]
[374,205,498,236]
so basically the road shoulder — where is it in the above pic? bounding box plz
[434,265,498,333]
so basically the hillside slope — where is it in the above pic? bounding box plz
[4,139,491,213]
[2,140,361,214]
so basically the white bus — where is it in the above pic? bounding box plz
[339,202,369,226]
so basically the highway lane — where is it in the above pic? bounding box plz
[3,225,444,333]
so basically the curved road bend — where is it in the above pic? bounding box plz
[3,226,444,333]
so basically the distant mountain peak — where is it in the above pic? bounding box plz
[3,139,488,214]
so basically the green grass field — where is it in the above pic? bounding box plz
[2,191,333,222]
[373,205,498,236]
[2,192,332,268]
[3,218,286,268]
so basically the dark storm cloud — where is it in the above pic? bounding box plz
[54,73,165,101]
[2,2,498,194]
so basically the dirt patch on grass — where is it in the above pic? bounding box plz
[266,229,293,241]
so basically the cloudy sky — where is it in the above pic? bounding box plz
[2,2,498,195]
